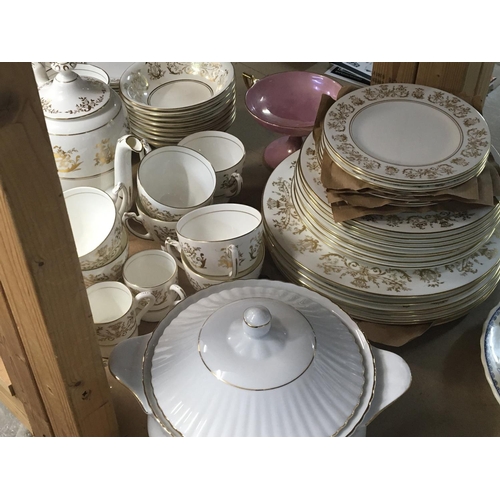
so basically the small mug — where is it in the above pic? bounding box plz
[122,249,186,322]
[87,281,154,357]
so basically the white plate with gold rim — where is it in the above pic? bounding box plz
[292,169,500,253]
[267,236,500,324]
[298,133,497,237]
[263,150,500,298]
[322,83,490,187]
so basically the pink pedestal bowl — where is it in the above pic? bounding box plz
[243,71,342,169]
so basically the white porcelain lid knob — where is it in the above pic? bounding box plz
[243,306,272,338]
[198,298,316,390]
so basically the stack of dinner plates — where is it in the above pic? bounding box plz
[119,62,236,147]
[318,83,491,202]
[263,141,500,325]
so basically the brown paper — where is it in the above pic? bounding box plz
[357,320,434,347]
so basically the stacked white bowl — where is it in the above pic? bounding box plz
[119,62,236,147]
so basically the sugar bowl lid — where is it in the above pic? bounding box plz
[149,280,375,437]
[38,62,110,120]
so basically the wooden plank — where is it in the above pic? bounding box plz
[0,356,13,395]
[371,63,419,85]
[0,284,53,436]
[415,62,495,111]
[0,356,31,432]
[0,62,119,436]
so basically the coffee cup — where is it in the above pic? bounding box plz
[178,131,245,202]
[164,203,263,278]
[137,145,216,221]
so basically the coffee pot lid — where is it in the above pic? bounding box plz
[38,62,110,120]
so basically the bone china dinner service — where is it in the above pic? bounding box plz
[34,62,500,435]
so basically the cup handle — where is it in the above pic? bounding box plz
[112,182,129,218]
[228,172,243,197]
[162,238,184,270]
[122,212,154,240]
[134,291,155,323]
[169,284,186,306]
[228,244,239,278]
[139,138,152,159]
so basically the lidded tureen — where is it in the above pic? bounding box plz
[109,279,411,437]
[37,62,128,193]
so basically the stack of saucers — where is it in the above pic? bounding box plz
[263,140,500,326]
[318,83,491,203]
[119,62,236,147]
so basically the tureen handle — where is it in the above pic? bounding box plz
[358,347,411,429]
[108,332,153,415]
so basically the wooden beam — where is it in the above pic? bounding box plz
[0,284,52,436]
[0,62,119,436]
[0,356,32,432]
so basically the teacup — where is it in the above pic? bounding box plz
[64,184,128,271]
[181,246,265,291]
[81,241,129,288]
[86,281,154,357]
[178,131,245,202]
[165,203,264,278]
[137,145,216,221]
[122,250,186,323]
[122,198,177,243]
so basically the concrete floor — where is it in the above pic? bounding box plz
[0,63,500,437]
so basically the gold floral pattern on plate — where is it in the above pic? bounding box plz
[324,83,490,183]
[264,150,500,297]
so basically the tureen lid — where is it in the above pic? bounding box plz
[149,281,374,437]
[38,62,110,119]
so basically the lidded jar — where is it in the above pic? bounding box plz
[37,62,128,193]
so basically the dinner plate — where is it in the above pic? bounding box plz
[322,83,490,187]
[481,303,500,405]
[263,150,500,298]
